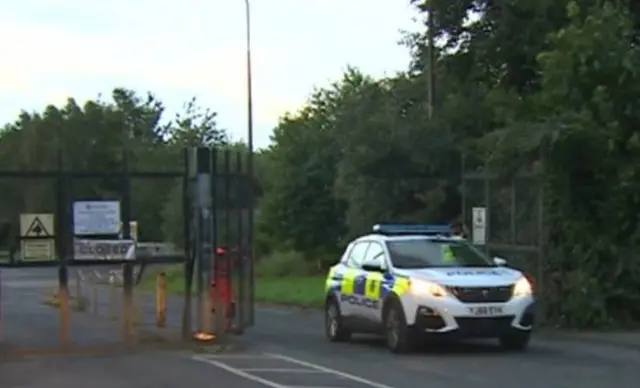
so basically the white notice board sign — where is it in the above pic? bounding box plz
[472,207,487,245]
[73,200,121,235]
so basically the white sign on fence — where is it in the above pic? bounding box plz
[472,207,487,245]
[119,221,138,241]
[73,239,135,261]
[73,200,121,235]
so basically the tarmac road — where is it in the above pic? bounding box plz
[245,306,640,388]
[2,267,639,388]
[0,267,275,388]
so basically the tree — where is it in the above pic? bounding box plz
[258,78,350,257]
[485,2,640,327]
[256,0,640,328]
[0,89,228,248]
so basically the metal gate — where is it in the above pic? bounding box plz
[0,146,254,357]
[461,160,547,318]
[186,147,254,339]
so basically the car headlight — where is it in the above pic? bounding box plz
[513,276,532,296]
[410,279,448,297]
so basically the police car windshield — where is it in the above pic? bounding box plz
[386,238,494,269]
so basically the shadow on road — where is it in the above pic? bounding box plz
[348,335,559,357]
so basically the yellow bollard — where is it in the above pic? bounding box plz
[156,272,167,328]
[109,281,117,320]
[133,290,142,326]
[122,263,135,345]
[59,283,70,347]
[92,285,98,315]
[75,272,82,303]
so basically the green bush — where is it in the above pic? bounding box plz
[256,250,320,277]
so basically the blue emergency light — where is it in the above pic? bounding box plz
[372,223,452,236]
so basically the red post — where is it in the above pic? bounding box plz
[211,247,235,331]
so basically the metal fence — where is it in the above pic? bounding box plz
[461,163,547,319]
[0,146,255,357]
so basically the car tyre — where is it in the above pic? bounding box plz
[383,299,417,353]
[499,329,531,351]
[325,297,351,342]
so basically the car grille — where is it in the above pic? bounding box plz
[447,285,513,303]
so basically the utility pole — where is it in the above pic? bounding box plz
[426,3,435,120]
[245,0,254,157]
[243,0,255,326]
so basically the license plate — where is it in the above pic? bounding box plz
[468,305,504,317]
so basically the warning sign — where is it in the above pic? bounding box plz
[21,239,55,261]
[20,213,54,237]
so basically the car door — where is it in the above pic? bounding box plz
[359,242,388,322]
[338,241,370,317]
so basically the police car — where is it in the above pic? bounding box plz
[324,224,535,353]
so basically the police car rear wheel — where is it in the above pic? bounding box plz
[325,299,351,342]
[383,301,416,353]
[499,330,530,351]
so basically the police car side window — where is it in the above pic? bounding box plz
[346,242,370,268]
[363,242,387,269]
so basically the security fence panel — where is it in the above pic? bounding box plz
[187,147,254,341]
[461,157,546,321]
[0,149,193,357]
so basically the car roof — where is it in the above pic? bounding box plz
[353,234,462,244]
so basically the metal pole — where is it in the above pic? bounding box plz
[210,149,223,337]
[510,180,517,243]
[181,149,193,340]
[483,172,491,256]
[192,148,213,335]
[537,179,545,323]
[223,150,233,329]
[56,147,70,348]
[244,0,255,326]
[461,153,466,224]
[121,132,134,345]
[426,4,435,120]
[236,152,247,333]
[244,0,253,153]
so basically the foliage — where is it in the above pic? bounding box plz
[0,88,228,248]
[255,1,640,328]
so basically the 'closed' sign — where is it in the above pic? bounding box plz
[73,239,135,260]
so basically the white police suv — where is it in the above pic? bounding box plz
[324,224,535,353]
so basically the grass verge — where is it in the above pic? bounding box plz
[139,250,327,308]
[139,267,325,308]
[255,275,324,308]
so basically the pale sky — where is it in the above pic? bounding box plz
[0,0,421,148]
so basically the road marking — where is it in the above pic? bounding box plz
[241,368,324,373]
[198,354,272,360]
[266,353,397,388]
[192,355,287,388]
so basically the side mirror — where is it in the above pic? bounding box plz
[361,261,385,272]
[493,257,507,266]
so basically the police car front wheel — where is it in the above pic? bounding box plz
[383,299,417,353]
[325,298,351,342]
